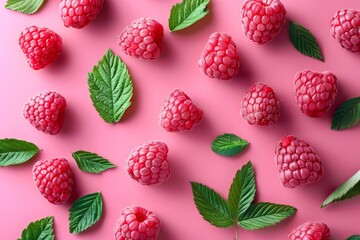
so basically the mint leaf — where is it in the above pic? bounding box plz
[190,182,234,228]
[72,150,115,174]
[88,49,133,123]
[289,21,324,61]
[18,216,54,240]
[238,202,296,230]
[169,0,210,32]
[321,170,360,208]
[5,0,46,14]
[211,134,249,157]
[0,138,39,166]
[69,192,103,234]
[331,97,360,130]
[228,161,255,219]
[347,236,360,240]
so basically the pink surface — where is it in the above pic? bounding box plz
[0,0,360,239]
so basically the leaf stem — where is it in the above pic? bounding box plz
[235,222,239,240]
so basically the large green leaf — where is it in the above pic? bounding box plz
[5,0,46,14]
[211,134,249,157]
[69,192,103,234]
[228,161,256,218]
[72,150,115,174]
[169,0,210,32]
[289,21,324,61]
[331,97,360,130]
[191,182,234,228]
[0,138,39,166]
[321,170,360,208]
[18,216,54,240]
[346,236,360,240]
[88,49,133,123]
[238,202,296,230]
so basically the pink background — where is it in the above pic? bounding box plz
[1,0,360,239]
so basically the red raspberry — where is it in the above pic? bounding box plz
[60,0,104,29]
[275,135,324,189]
[294,70,338,118]
[160,89,203,132]
[23,91,67,135]
[114,206,160,240]
[19,26,62,70]
[288,221,330,240]
[32,158,73,205]
[241,0,286,44]
[330,9,360,54]
[119,18,164,60]
[198,32,240,80]
[241,83,280,126]
[125,141,171,186]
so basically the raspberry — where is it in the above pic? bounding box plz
[19,26,62,70]
[241,83,280,126]
[160,89,203,132]
[241,0,286,44]
[198,32,240,80]
[60,0,104,29]
[119,18,164,60]
[288,221,331,240]
[330,9,360,54]
[32,158,73,205]
[114,206,160,240]
[23,91,67,135]
[125,141,171,186]
[294,70,338,118]
[275,135,324,189]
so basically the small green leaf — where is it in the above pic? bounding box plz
[228,161,256,219]
[18,216,54,240]
[289,21,324,61]
[321,170,360,208]
[88,49,133,123]
[331,97,360,130]
[72,150,115,174]
[346,236,360,240]
[169,0,210,32]
[69,192,103,234]
[0,138,39,166]
[238,202,296,230]
[5,0,46,14]
[190,182,234,228]
[211,134,249,157]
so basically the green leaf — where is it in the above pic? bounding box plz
[289,21,324,61]
[0,138,39,166]
[169,0,210,32]
[72,150,115,174]
[5,0,46,14]
[88,49,133,123]
[69,192,103,234]
[321,170,360,208]
[211,134,249,157]
[238,202,297,230]
[331,97,360,130]
[190,182,234,228]
[346,236,360,240]
[18,216,54,240]
[228,161,256,219]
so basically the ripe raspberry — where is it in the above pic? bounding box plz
[330,9,360,54]
[23,91,66,135]
[288,221,330,240]
[125,141,171,186]
[241,0,286,44]
[275,135,324,189]
[19,26,62,70]
[32,158,73,205]
[294,70,338,118]
[160,89,203,132]
[60,0,104,29]
[119,18,164,60]
[241,83,280,126]
[114,206,160,240]
[198,32,240,80]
